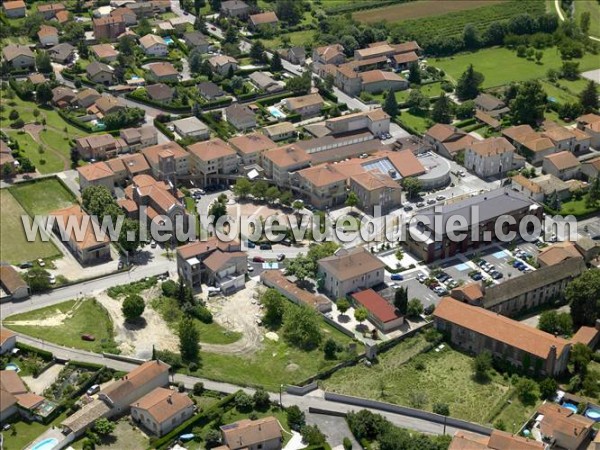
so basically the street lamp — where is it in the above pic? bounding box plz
[279,384,284,408]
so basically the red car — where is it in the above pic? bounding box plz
[81,334,96,341]
[252,256,265,263]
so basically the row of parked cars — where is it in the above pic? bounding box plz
[476,259,504,280]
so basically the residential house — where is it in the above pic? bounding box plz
[0,370,46,422]
[198,81,225,100]
[86,61,115,85]
[93,5,113,17]
[47,43,75,64]
[0,329,16,355]
[183,32,209,53]
[130,388,194,437]
[360,70,408,94]
[434,297,571,375]
[312,44,345,66]
[171,116,210,140]
[474,93,510,118]
[37,25,59,46]
[220,416,283,450]
[0,265,30,301]
[208,55,239,76]
[542,151,581,180]
[537,241,583,268]
[543,123,576,152]
[449,430,545,450]
[248,71,284,94]
[325,109,390,137]
[120,153,151,178]
[279,46,305,66]
[284,93,324,118]
[464,137,518,178]
[106,158,128,185]
[502,125,556,165]
[187,138,238,187]
[168,17,189,32]
[50,205,112,265]
[37,3,66,20]
[407,188,542,263]
[355,43,398,61]
[142,141,190,179]
[229,132,278,165]
[139,34,168,57]
[332,65,362,96]
[318,247,386,299]
[77,161,115,192]
[55,9,69,24]
[390,51,419,71]
[146,83,174,103]
[511,173,571,203]
[536,403,594,449]
[261,144,311,186]
[91,44,119,62]
[349,170,402,215]
[110,7,137,26]
[220,0,250,18]
[176,238,246,291]
[571,323,600,349]
[52,86,76,107]
[224,104,256,131]
[3,0,25,17]
[577,113,600,148]
[351,289,404,333]
[27,73,46,85]
[582,155,600,180]
[424,123,477,160]
[262,122,295,142]
[147,62,179,82]
[260,270,332,313]
[61,360,171,437]
[0,141,17,178]
[571,126,591,153]
[249,11,279,30]
[94,95,126,116]
[75,134,126,160]
[93,16,126,41]
[203,249,248,293]
[74,88,102,108]
[2,44,35,69]
[295,163,347,209]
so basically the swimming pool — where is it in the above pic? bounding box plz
[562,402,578,413]
[164,36,174,45]
[30,438,59,450]
[585,407,600,421]
[268,106,286,119]
[5,363,19,372]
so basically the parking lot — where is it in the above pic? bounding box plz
[386,270,439,309]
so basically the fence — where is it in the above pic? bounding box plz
[102,352,146,365]
[324,392,493,436]
[286,382,318,396]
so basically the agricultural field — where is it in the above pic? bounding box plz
[9,178,76,216]
[434,46,600,88]
[574,0,600,38]
[0,189,60,264]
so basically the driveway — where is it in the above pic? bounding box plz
[22,363,64,395]
[305,413,360,449]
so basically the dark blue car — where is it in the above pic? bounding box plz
[391,274,404,281]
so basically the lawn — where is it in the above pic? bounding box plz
[3,298,118,353]
[434,46,600,89]
[373,82,445,105]
[540,80,579,105]
[263,29,315,49]
[192,320,355,391]
[323,337,532,424]
[2,412,68,450]
[9,178,76,216]
[353,0,507,23]
[6,130,66,174]
[396,110,432,134]
[558,196,600,218]
[574,0,600,39]
[0,189,60,264]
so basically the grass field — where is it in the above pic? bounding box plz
[3,412,68,450]
[263,29,315,49]
[192,320,355,391]
[574,0,600,38]
[323,336,536,424]
[434,46,600,88]
[373,82,445,105]
[397,110,432,134]
[6,131,65,174]
[558,196,600,218]
[4,298,118,353]
[354,0,507,23]
[0,189,60,264]
[9,178,76,216]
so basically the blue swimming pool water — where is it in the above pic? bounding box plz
[562,402,578,413]
[5,363,19,372]
[268,106,285,119]
[31,438,59,450]
[585,408,600,421]
[164,36,174,45]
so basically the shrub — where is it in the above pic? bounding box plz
[193,382,204,396]
[161,280,178,298]
[234,391,253,412]
[190,305,213,324]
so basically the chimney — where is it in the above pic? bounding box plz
[168,394,172,404]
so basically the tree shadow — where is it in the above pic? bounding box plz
[124,317,148,330]
[100,435,117,446]
[132,250,155,266]
[338,314,350,324]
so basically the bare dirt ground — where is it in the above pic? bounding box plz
[201,279,264,355]
[6,301,82,327]
[22,363,64,395]
[94,286,178,358]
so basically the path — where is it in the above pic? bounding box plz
[22,123,71,171]
[554,0,600,41]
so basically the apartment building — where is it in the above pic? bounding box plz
[284,93,324,118]
[229,132,278,166]
[261,144,311,186]
[349,170,402,215]
[542,151,581,181]
[295,163,347,209]
[142,141,190,180]
[187,138,238,187]
[463,137,519,178]
[75,134,127,160]
[93,16,126,41]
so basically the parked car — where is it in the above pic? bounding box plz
[436,195,446,201]
[403,205,413,212]
[37,258,45,267]
[426,199,436,205]
[247,264,254,272]
[49,275,56,285]
[118,261,124,270]
[247,241,256,248]
[390,274,404,281]
[447,280,459,289]
[276,254,285,262]
[491,271,503,279]
[416,202,425,208]
[281,239,292,246]
[416,273,427,283]
[150,240,157,249]
[86,384,100,396]
[260,243,272,250]
[19,261,33,269]
[252,256,265,263]
[81,334,95,341]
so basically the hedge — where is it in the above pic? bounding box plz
[393,117,423,136]
[125,92,192,113]
[154,118,175,140]
[255,92,291,107]
[321,90,338,103]
[202,96,233,110]
[454,117,477,128]
[56,109,97,133]
[16,342,53,361]
[462,122,486,132]
[151,391,237,450]
[8,78,34,101]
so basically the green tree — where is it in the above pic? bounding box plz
[539,378,558,399]
[407,298,423,317]
[189,48,203,73]
[394,287,408,315]
[234,391,253,412]
[285,254,312,282]
[35,52,52,73]
[208,199,227,222]
[249,40,266,63]
[26,267,51,293]
[515,378,538,405]
[224,25,238,44]
[287,405,306,431]
[119,35,135,56]
[431,93,453,124]
[179,317,200,363]
[280,190,293,206]
[262,289,287,329]
[472,350,492,381]
[345,191,359,213]
[432,402,450,416]
[292,200,304,214]
[82,185,114,217]
[535,51,543,64]
[579,80,599,113]
[336,298,350,315]
[511,80,547,126]
[93,418,115,436]
[455,64,484,101]
[36,83,53,104]
[283,305,323,350]
[354,306,368,326]
[233,178,252,198]
[270,52,283,72]
[401,177,421,199]
[407,89,429,114]
[580,11,591,34]
[122,294,145,322]
[193,382,204,395]
[323,337,337,360]
[566,268,600,327]
[301,424,326,446]
[587,176,600,208]
[253,387,271,410]
[408,62,421,84]
[251,180,269,200]
[455,100,475,119]
[382,88,399,117]
[205,428,222,448]
[561,61,580,80]
[137,18,152,36]
[276,0,303,25]
[118,218,141,254]
[265,186,280,204]
[570,342,592,376]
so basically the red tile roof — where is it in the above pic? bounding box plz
[351,289,399,323]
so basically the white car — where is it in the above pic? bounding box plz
[37,258,45,267]
[49,275,56,285]
[247,264,254,272]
